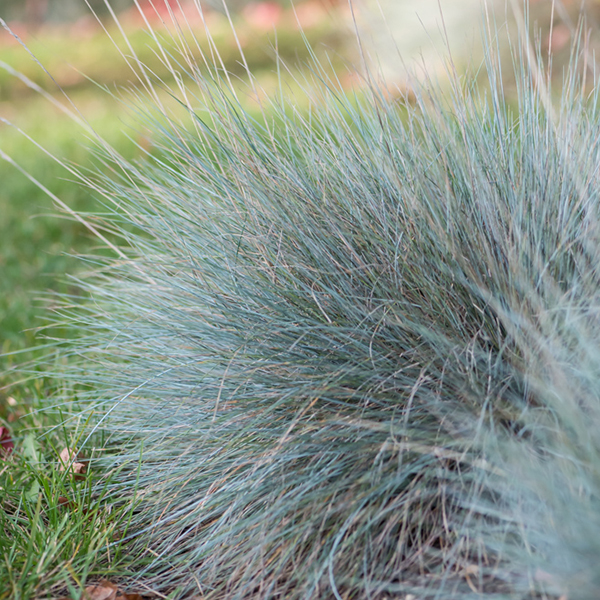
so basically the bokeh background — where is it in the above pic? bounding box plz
[0,0,349,413]
[1,0,599,414]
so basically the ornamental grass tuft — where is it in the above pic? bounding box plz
[12,1,600,598]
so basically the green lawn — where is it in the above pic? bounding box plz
[0,79,166,600]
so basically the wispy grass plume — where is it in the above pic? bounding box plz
[14,1,600,598]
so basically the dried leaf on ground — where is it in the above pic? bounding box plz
[83,581,118,600]
[0,426,14,455]
[59,447,88,480]
[56,579,144,600]
[57,495,76,510]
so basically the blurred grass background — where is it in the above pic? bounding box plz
[2,0,600,433]
[2,0,599,398]
[0,0,350,417]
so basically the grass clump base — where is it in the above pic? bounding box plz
[15,2,600,598]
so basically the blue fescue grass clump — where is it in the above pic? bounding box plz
[30,3,600,599]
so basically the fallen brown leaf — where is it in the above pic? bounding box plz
[57,495,77,510]
[55,581,146,600]
[59,447,88,480]
[0,426,14,455]
[83,581,118,600]
[56,494,94,519]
